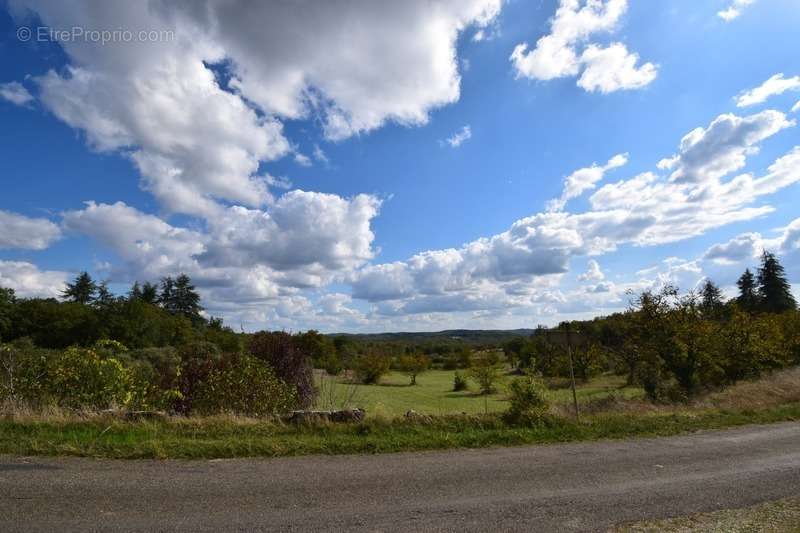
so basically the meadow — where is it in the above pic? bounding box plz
[315,369,643,417]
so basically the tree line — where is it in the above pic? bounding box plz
[504,251,799,401]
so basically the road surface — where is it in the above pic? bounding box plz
[2,422,799,532]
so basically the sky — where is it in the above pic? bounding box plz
[1,0,799,333]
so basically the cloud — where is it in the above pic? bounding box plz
[718,0,755,22]
[657,110,794,183]
[793,101,800,114]
[442,125,472,148]
[159,0,501,141]
[294,153,312,167]
[548,152,627,211]
[0,210,61,250]
[577,43,657,93]
[349,110,800,315]
[61,192,381,306]
[736,73,800,107]
[0,81,33,106]
[0,260,68,298]
[312,145,329,165]
[510,0,657,93]
[703,232,763,264]
[11,0,500,216]
[578,259,604,281]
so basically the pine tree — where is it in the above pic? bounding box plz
[757,251,797,313]
[140,282,159,305]
[128,281,143,301]
[173,273,203,321]
[736,268,758,311]
[62,271,97,304]
[700,279,724,316]
[159,276,176,313]
[94,281,116,307]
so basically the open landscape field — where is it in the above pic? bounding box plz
[315,370,643,417]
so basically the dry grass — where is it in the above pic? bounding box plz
[700,367,800,411]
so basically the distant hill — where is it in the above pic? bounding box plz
[328,329,536,345]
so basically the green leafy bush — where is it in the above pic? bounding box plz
[352,352,391,384]
[44,346,138,409]
[193,355,297,416]
[504,375,550,425]
[452,371,468,392]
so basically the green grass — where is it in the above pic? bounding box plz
[315,370,643,416]
[2,402,798,460]
[615,496,800,532]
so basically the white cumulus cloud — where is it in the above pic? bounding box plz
[736,73,800,108]
[510,0,657,93]
[0,210,61,250]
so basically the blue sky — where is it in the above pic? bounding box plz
[1,0,799,332]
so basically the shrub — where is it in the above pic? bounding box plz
[174,341,223,414]
[193,355,297,416]
[249,331,316,408]
[452,371,468,392]
[44,347,138,409]
[352,352,391,384]
[467,351,502,395]
[0,342,48,405]
[505,375,550,425]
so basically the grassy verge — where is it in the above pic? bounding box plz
[2,402,799,460]
[615,496,800,532]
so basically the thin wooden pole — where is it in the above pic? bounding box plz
[566,327,580,422]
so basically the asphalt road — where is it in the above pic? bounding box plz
[2,422,799,532]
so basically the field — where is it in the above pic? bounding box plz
[315,369,644,417]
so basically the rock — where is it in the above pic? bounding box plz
[285,409,365,424]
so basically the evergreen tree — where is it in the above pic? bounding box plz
[757,251,797,312]
[736,268,758,311]
[700,279,724,316]
[173,273,203,321]
[94,281,116,308]
[159,276,176,313]
[128,281,143,301]
[61,271,97,304]
[140,282,159,305]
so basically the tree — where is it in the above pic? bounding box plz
[757,251,797,313]
[0,287,15,341]
[397,354,430,385]
[159,274,203,322]
[736,268,758,312]
[159,276,175,312]
[351,351,391,384]
[94,281,116,308]
[129,281,143,301]
[700,279,724,317]
[62,272,97,304]
[140,282,159,305]
[467,351,502,395]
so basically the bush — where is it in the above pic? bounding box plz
[467,351,502,395]
[352,352,391,384]
[193,355,297,416]
[0,342,49,405]
[452,371,468,392]
[43,346,138,409]
[504,375,550,425]
[249,331,316,408]
[174,341,224,414]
